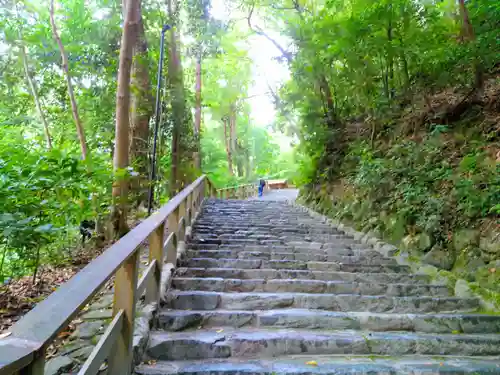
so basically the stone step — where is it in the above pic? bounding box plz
[209,247,377,257]
[165,291,478,313]
[193,224,339,233]
[180,258,409,273]
[188,242,373,252]
[175,267,433,284]
[145,329,500,360]
[171,278,449,296]
[135,356,500,375]
[187,243,367,252]
[184,250,396,265]
[157,309,500,334]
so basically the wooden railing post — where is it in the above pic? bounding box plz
[166,208,179,264]
[108,250,139,375]
[186,193,192,226]
[146,222,165,304]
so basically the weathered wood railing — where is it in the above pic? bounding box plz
[216,183,255,199]
[0,176,253,375]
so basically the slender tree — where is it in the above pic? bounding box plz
[458,0,483,91]
[49,0,88,159]
[194,53,202,170]
[128,11,153,207]
[18,34,52,150]
[112,0,141,237]
[222,115,234,175]
[167,0,189,194]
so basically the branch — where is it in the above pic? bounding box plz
[15,4,52,149]
[270,5,297,11]
[20,39,53,150]
[247,2,293,64]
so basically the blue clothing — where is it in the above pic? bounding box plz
[258,185,264,197]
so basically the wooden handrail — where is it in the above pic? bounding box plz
[0,176,254,375]
[215,183,255,199]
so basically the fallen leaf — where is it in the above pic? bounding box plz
[0,332,12,339]
[306,361,318,366]
[57,331,71,339]
[216,329,224,333]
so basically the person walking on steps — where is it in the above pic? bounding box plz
[258,178,266,197]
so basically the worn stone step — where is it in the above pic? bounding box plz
[175,267,433,284]
[193,224,339,233]
[146,329,500,360]
[185,250,392,264]
[171,278,449,297]
[157,309,500,334]
[220,246,376,257]
[165,291,478,313]
[181,258,409,273]
[135,356,500,375]
[189,241,373,252]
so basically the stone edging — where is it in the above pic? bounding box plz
[286,198,497,312]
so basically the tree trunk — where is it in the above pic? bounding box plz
[19,38,52,150]
[128,15,152,208]
[457,0,483,90]
[193,54,202,170]
[317,74,345,178]
[387,1,394,99]
[111,0,141,238]
[49,0,88,160]
[399,38,410,90]
[168,0,185,195]
[229,103,237,154]
[236,141,245,177]
[223,117,234,176]
[458,0,475,41]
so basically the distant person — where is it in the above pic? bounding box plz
[258,179,266,197]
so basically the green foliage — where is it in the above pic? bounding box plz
[333,135,499,246]
[0,128,112,280]
[272,0,499,183]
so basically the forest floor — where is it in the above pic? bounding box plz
[0,216,145,333]
[0,246,107,332]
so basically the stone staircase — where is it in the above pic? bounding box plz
[135,199,500,374]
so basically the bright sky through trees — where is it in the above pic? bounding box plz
[210,0,293,150]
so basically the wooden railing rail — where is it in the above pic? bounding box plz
[0,175,244,375]
[0,176,255,375]
[215,183,255,199]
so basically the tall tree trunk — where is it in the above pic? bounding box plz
[458,0,483,90]
[168,0,185,195]
[236,141,245,177]
[111,0,141,238]
[128,15,152,208]
[458,0,475,41]
[193,54,202,170]
[399,38,410,90]
[223,117,234,176]
[317,74,344,179]
[49,0,88,160]
[19,37,52,150]
[387,1,394,99]
[229,103,237,154]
